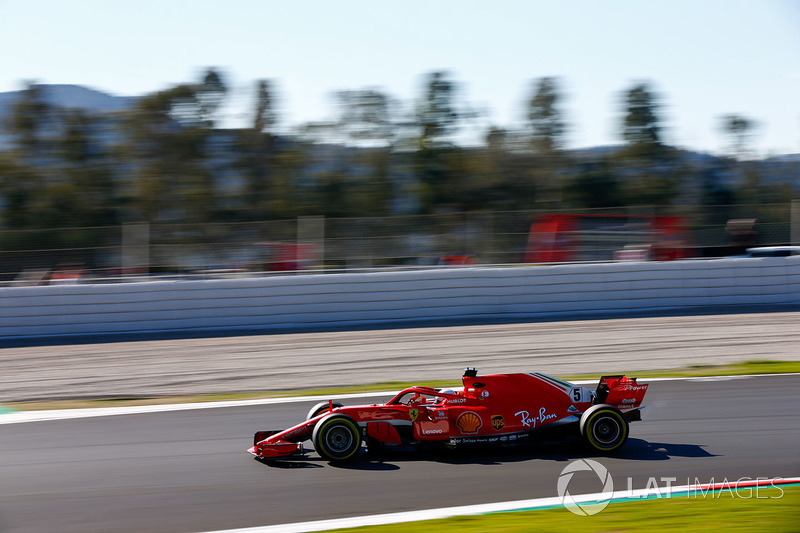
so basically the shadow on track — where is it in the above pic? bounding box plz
[252,439,717,470]
[254,456,324,469]
[614,439,719,461]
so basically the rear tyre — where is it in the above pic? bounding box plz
[580,405,629,453]
[306,401,344,420]
[312,414,362,461]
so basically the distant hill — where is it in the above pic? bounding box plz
[0,84,135,148]
[765,154,800,164]
[0,84,134,120]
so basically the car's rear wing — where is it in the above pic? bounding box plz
[596,375,648,410]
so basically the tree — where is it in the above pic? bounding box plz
[565,160,624,209]
[525,77,568,204]
[334,89,396,147]
[0,154,39,229]
[413,71,468,212]
[459,127,534,210]
[330,88,399,215]
[232,79,280,220]
[610,82,683,206]
[720,114,756,159]
[622,83,661,146]
[120,83,215,222]
[253,79,277,134]
[717,114,766,203]
[526,77,565,155]
[56,108,117,227]
[0,83,50,230]
[699,162,735,217]
[1,85,119,231]
[4,81,52,159]
[196,67,228,127]
[417,71,461,149]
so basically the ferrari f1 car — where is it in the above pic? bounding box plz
[248,369,648,462]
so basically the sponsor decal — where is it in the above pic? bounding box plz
[408,408,420,422]
[621,385,648,391]
[529,373,573,393]
[567,405,579,413]
[357,410,396,420]
[422,428,444,435]
[491,415,505,431]
[480,390,490,399]
[447,398,466,404]
[621,398,636,404]
[450,432,529,445]
[456,411,482,434]
[283,425,311,438]
[515,407,558,428]
[570,387,592,403]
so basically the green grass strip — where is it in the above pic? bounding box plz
[333,486,800,532]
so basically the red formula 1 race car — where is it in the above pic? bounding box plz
[248,368,648,462]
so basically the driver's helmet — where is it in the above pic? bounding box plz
[438,390,457,403]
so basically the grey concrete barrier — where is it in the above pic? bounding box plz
[1,257,799,338]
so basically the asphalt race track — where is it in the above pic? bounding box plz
[1,374,799,533]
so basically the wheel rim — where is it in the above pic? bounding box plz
[592,415,621,445]
[325,425,353,452]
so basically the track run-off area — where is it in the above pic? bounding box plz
[2,311,800,401]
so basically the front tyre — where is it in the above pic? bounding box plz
[312,414,362,461]
[580,405,629,453]
[306,401,344,420]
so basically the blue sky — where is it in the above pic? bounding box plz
[1,0,799,156]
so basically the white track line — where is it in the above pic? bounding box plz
[0,392,393,425]
[200,477,800,533]
[1,373,798,425]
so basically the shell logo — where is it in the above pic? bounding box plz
[456,411,482,434]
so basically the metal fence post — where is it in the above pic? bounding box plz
[122,223,150,279]
[298,216,325,270]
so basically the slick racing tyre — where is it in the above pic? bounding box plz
[312,414,362,461]
[580,405,629,453]
[306,401,344,421]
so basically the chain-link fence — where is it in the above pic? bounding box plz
[1,202,797,284]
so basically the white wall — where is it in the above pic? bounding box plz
[2,257,799,338]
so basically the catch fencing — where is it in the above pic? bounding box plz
[0,202,798,284]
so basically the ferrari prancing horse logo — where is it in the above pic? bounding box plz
[409,408,419,422]
[491,415,505,430]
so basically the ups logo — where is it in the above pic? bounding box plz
[491,415,505,431]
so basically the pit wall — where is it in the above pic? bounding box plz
[2,257,799,338]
